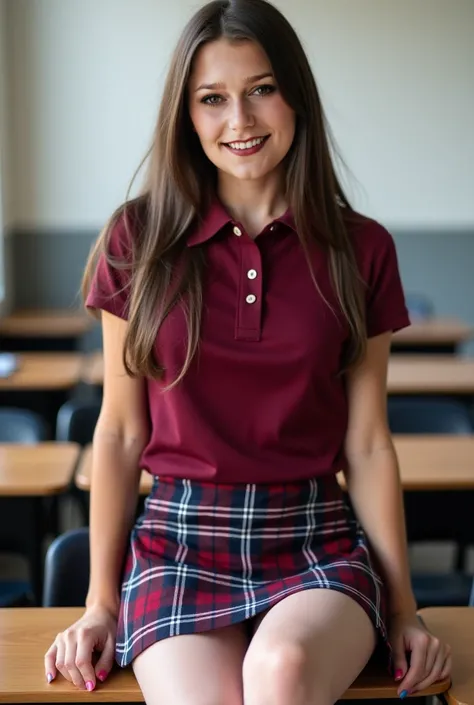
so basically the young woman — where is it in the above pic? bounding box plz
[44,1,451,702]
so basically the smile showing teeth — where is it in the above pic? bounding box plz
[226,136,267,150]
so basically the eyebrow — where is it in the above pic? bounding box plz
[194,72,274,92]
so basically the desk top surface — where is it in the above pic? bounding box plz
[76,435,474,494]
[0,352,84,390]
[393,318,472,345]
[420,607,474,705]
[0,443,80,496]
[0,607,450,702]
[83,352,474,394]
[0,309,93,337]
[388,356,474,394]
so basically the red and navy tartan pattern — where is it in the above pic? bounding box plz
[115,474,391,667]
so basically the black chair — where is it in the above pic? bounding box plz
[388,396,474,607]
[0,407,48,443]
[388,397,473,435]
[43,527,90,606]
[56,399,102,523]
[0,408,48,606]
[56,399,102,446]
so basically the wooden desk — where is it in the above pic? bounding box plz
[392,318,472,354]
[0,353,84,391]
[84,352,474,396]
[388,356,474,395]
[0,309,94,352]
[0,607,450,703]
[81,351,103,387]
[0,443,80,496]
[420,607,474,705]
[0,310,92,338]
[0,443,80,604]
[77,436,474,495]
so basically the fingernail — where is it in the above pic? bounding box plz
[395,669,404,681]
[85,681,95,692]
[97,670,108,682]
[399,690,408,699]
[46,673,54,684]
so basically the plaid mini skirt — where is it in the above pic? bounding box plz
[115,474,392,669]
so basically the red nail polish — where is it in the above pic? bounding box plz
[395,669,404,681]
[97,670,108,682]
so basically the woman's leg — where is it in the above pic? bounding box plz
[132,623,248,705]
[243,589,377,705]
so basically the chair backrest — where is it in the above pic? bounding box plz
[56,399,101,446]
[0,408,48,443]
[388,397,473,435]
[43,527,90,607]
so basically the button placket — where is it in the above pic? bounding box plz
[235,240,263,341]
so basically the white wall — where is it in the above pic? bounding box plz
[0,0,9,310]
[6,0,474,230]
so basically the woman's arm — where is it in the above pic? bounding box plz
[86,310,150,616]
[343,332,415,617]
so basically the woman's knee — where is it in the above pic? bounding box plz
[243,640,331,705]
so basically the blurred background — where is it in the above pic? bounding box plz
[0,0,473,621]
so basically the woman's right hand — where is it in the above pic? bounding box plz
[44,605,118,691]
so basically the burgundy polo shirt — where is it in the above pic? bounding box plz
[86,200,410,484]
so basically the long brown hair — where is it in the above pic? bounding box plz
[83,0,366,390]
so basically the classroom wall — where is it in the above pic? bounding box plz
[2,0,474,347]
[0,0,12,316]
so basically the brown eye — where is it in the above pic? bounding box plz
[201,94,223,106]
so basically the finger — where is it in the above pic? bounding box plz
[54,637,72,683]
[398,635,429,696]
[409,646,447,694]
[440,652,452,681]
[74,629,98,691]
[64,631,86,690]
[44,643,57,683]
[391,638,408,683]
[94,634,116,683]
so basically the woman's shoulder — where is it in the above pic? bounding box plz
[343,209,398,266]
[105,196,149,258]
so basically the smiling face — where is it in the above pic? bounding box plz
[188,39,296,186]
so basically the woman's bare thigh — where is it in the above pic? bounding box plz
[244,589,377,705]
[132,623,249,705]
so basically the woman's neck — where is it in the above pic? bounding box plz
[217,170,288,238]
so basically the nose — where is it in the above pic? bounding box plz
[228,98,255,133]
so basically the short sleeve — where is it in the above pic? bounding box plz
[85,212,133,320]
[356,220,411,338]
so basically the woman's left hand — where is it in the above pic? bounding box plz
[389,612,451,697]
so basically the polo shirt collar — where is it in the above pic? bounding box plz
[187,197,297,247]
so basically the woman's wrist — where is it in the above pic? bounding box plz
[85,591,120,619]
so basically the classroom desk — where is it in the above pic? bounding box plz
[76,436,474,495]
[0,352,84,391]
[83,352,474,397]
[0,607,450,703]
[387,356,474,395]
[0,309,94,352]
[0,443,80,603]
[420,607,474,705]
[392,318,473,355]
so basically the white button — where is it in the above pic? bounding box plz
[233,226,242,237]
[269,225,275,231]
[246,294,257,304]
[247,269,257,280]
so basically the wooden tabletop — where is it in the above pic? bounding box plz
[0,309,93,338]
[393,318,472,346]
[0,607,450,702]
[0,443,80,496]
[388,356,474,395]
[420,607,474,705]
[76,436,474,495]
[81,351,103,386]
[0,353,84,391]
[83,352,474,395]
